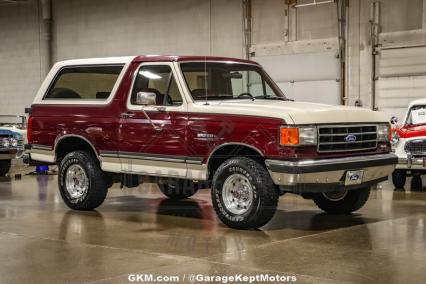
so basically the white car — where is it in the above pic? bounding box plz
[0,115,27,176]
[391,99,426,189]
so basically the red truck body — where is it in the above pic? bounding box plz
[26,55,396,229]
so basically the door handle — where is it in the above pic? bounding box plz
[120,112,135,118]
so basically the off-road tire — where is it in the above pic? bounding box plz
[211,157,279,230]
[58,151,108,210]
[313,187,371,214]
[0,160,11,176]
[411,175,423,191]
[392,170,406,188]
[159,179,201,199]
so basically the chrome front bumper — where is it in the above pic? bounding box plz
[0,149,18,160]
[265,153,397,192]
[0,153,16,160]
[396,155,426,170]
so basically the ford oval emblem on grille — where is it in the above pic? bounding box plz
[349,174,360,181]
[345,134,357,142]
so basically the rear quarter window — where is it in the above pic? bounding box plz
[44,65,124,101]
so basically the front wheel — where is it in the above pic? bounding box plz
[58,151,108,210]
[0,160,11,176]
[411,175,423,191]
[211,157,279,230]
[313,187,371,214]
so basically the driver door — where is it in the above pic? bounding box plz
[119,62,189,178]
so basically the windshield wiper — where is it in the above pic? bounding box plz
[254,96,294,101]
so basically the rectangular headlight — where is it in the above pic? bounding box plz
[377,124,390,142]
[280,126,317,146]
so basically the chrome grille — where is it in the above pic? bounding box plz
[405,139,426,155]
[318,125,378,153]
[0,135,23,150]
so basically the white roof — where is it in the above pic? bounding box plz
[409,98,426,107]
[54,56,135,67]
[32,56,135,105]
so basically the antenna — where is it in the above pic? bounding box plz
[204,56,209,105]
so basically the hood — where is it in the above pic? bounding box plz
[0,127,26,142]
[189,100,388,124]
[395,124,426,138]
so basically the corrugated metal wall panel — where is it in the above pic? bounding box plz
[379,46,426,77]
[377,46,426,120]
[377,75,426,119]
[277,80,340,105]
[253,52,340,104]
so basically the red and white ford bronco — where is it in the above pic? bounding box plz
[26,55,397,229]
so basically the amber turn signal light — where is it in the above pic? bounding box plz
[280,127,299,145]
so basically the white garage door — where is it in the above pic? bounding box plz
[253,51,340,105]
[377,46,426,120]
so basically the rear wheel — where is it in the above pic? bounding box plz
[313,187,371,214]
[58,151,108,210]
[392,170,406,188]
[159,179,200,199]
[0,160,11,176]
[211,157,279,230]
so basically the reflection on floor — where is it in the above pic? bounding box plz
[0,167,425,283]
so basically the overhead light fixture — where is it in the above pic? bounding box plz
[294,0,335,8]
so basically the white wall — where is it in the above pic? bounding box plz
[251,0,340,104]
[52,0,243,61]
[0,0,244,116]
[253,52,340,104]
[2,0,426,115]
[0,1,40,116]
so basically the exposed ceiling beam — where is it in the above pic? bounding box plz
[0,0,32,6]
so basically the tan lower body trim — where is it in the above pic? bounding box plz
[30,148,55,163]
[100,155,208,180]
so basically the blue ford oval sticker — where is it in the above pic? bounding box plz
[349,174,360,181]
[345,134,357,142]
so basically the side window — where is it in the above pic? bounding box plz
[44,65,123,100]
[131,65,183,106]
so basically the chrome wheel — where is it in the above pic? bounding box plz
[65,164,89,199]
[322,189,348,201]
[222,173,254,215]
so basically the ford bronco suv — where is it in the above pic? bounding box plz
[391,99,426,189]
[0,115,26,176]
[26,56,397,229]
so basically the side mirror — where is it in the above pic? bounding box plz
[135,92,156,106]
[390,116,398,125]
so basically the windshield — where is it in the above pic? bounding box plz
[405,105,426,126]
[180,62,286,101]
[0,115,26,129]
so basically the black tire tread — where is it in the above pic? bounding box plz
[212,157,279,229]
[392,170,406,188]
[158,180,200,199]
[411,175,423,191]
[313,187,371,214]
[58,151,107,210]
[0,159,11,176]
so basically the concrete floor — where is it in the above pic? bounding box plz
[0,164,425,284]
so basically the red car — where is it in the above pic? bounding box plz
[26,55,396,229]
[391,99,426,189]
